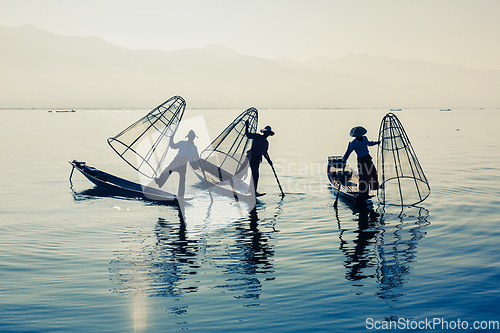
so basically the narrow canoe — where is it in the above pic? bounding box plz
[69,160,186,203]
[327,156,373,202]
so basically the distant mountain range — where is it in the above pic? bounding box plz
[1,25,499,109]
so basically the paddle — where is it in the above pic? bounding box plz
[335,142,351,209]
[265,153,285,197]
[333,163,345,209]
[69,164,75,183]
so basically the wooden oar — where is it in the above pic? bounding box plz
[334,164,345,209]
[69,164,75,183]
[333,178,341,209]
[335,142,351,208]
[265,153,285,197]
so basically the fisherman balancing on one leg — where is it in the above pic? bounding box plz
[342,126,380,199]
[155,130,199,198]
[245,120,275,197]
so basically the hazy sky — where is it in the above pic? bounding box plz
[1,0,500,70]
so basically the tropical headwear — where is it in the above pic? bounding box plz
[260,125,275,136]
[350,126,367,137]
[186,129,198,138]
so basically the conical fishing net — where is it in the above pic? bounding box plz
[107,96,186,179]
[195,108,258,187]
[377,113,430,206]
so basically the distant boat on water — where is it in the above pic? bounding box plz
[390,108,402,111]
[54,109,76,113]
[440,109,451,112]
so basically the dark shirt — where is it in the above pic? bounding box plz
[247,133,269,162]
[342,136,377,161]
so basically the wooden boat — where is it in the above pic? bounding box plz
[69,160,188,203]
[190,159,253,200]
[327,155,373,202]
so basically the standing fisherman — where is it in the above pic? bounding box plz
[245,120,274,196]
[342,126,380,199]
[155,130,199,198]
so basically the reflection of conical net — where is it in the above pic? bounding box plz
[107,96,186,179]
[338,206,429,299]
[196,108,258,187]
[377,113,430,206]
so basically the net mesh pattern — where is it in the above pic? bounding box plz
[197,108,258,186]
[107,96,186,179]
[377,113,430,206]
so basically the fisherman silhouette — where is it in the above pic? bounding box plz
[342,126,380,199]
[245,120,274,196]
[155,130,199,198]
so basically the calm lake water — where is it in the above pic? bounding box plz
[1,108,500,332]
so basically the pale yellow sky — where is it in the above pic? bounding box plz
[1,0,500,70]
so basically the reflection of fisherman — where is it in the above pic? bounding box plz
[344,206,379,281]
[245,120,274,196]
[155,130,199,198]
[342,126,380,199]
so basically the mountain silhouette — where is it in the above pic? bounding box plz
[1,25,498,109]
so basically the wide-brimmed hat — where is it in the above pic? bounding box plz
[260,125,275,136]
[349,126,367,137]
[185,130,198,138]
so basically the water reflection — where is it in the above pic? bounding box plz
[211,204,278,304]
[70,185,178,206]
[71,186,122,202]
[336,200,429,299]
[109,199,280,306]
[109,204,200,297]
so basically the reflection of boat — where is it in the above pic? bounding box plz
[327,155,374,202]
[69,160,186,203]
